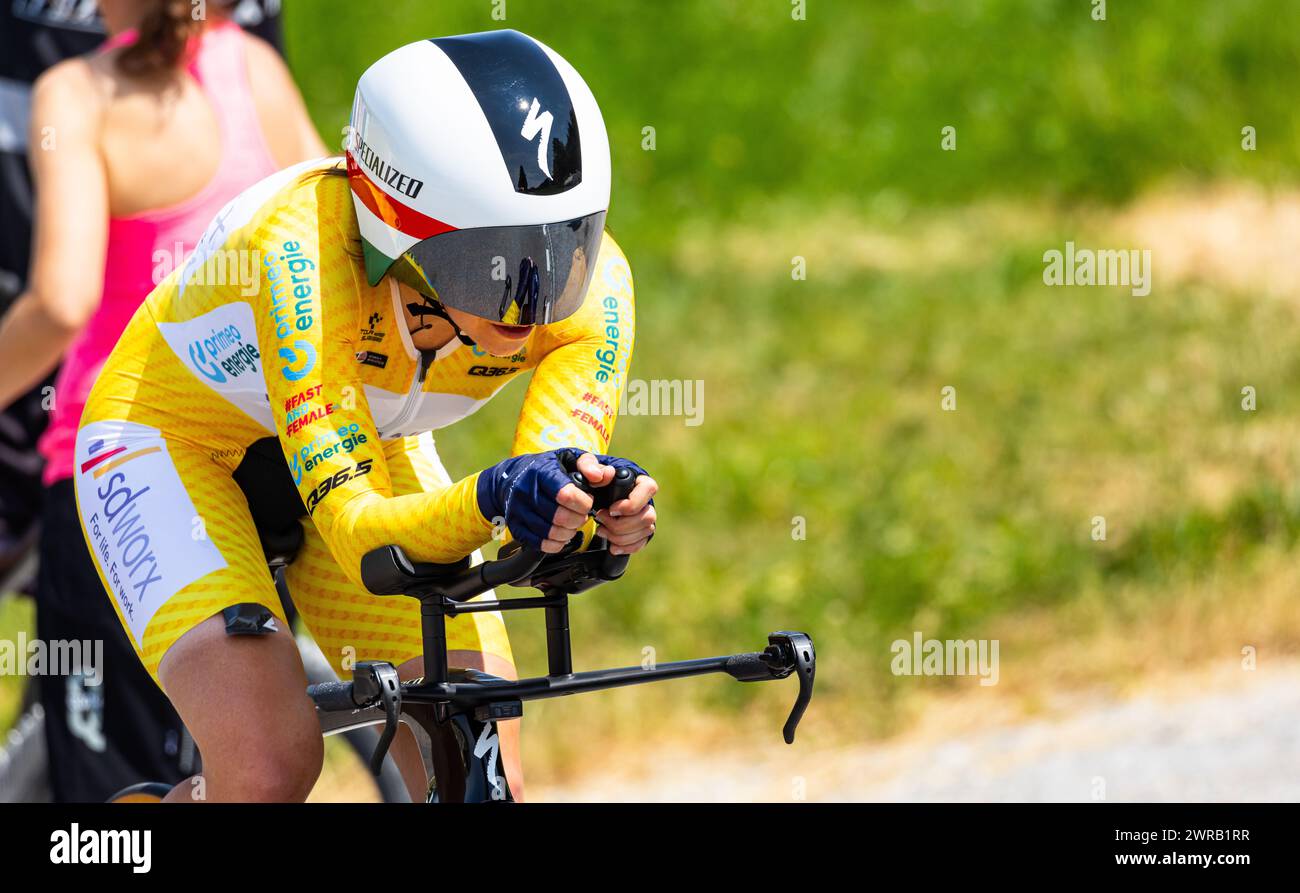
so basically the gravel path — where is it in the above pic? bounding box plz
[535,666,1300,802]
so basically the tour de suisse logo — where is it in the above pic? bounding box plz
[360,312,384,344]
[76,422,226,646]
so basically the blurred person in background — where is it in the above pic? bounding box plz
[0,1,106,575]
[0,0,283,573]
[0,0,325,801]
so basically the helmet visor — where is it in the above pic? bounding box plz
[393,211,607,325]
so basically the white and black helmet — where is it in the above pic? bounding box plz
[346,30,611,326]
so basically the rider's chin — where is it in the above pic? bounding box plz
[488,323,532,344]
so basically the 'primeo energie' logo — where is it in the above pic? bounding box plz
[157,303,273,428]
[279,340,317,382]
[185,323,260,384]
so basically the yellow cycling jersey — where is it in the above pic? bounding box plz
[79,157,635,593]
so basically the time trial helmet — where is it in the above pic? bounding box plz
[345,30,611,326]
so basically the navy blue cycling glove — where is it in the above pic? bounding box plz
[476,450,651,551]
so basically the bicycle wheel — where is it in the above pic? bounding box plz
[427,713,513,803]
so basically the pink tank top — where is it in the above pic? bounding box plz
[39,20,281,483]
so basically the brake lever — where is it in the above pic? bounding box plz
[351,660,402,776]
[557,449,639,579]
[558,449,637,511]
[766,631,816,744]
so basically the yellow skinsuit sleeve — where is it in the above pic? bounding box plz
[511,235,636,457]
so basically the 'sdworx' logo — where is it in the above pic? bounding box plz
[80,439,164,607]
[520,97,554,180]
[76,422,228,646]
[279,341,316,382]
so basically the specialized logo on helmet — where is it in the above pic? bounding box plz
[520,98,554,179]
[353,134,425,199]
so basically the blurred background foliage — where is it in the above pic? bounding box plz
[6,1,1300,776]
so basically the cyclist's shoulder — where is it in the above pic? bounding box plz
[528,229,634,356]
[168,158,348,292]
[175,157,337,260]
[580,230,635,318]
[247,156,355,240]
[597,230,633,283]
[591,231,634,316]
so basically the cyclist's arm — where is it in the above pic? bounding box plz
[511,237,635,457]
[251,211,493,585]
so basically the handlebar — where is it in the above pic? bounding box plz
[312,453,819,782]
[359,542,547,601]
[360,454,640,600]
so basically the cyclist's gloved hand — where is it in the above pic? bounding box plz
[477,449,654,554]
[578,452,658,556]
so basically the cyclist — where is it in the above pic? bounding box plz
[72,30,657,802]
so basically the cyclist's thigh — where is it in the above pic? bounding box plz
[287,432,514,676]
[73,418,287,685]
